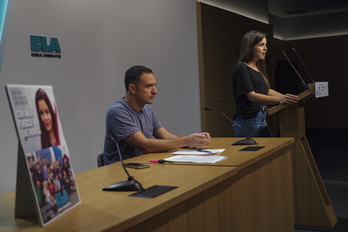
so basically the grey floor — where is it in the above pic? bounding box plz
[294,148,348,232]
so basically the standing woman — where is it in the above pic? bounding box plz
[35,88,60,149]
[232,31,299,137]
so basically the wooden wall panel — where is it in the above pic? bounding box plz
[197,3,348,139]
[285,36,348,128]
[272,36,348,147]
[197,3,274,137]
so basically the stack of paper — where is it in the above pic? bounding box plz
[164,155,227,164]
[171,149,225,155]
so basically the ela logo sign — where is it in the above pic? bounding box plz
[30,35,62,58]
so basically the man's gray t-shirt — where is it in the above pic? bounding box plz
[103,99,163,165]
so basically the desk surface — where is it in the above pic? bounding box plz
[130,137,294,170]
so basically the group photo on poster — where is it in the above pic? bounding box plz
[6,85,80,226]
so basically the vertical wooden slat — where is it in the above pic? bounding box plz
[197,3,274,137]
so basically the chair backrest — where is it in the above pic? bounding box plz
[97,153,104,167]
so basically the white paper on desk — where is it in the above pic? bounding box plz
[165,155,227,164]
[171,149,225,155]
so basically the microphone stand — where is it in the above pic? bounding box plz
[282,50,308,90]
[204,107,257,145]
[291,47,316,84]
[103,137,144,191]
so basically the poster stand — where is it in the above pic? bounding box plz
[6,84,81,226]
[15,144,38,219]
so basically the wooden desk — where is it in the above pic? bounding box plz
[130,137,295,231]
[0,137,294,232]
[1,164,237,232]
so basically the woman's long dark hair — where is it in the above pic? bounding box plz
[238,31,270,91]
[35,89,59,148]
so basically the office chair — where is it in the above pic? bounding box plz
[97,153,104,167]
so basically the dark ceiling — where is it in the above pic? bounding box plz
[268,0,348,18]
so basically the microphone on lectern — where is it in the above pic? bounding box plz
[282,50,308,90]
[103,136,144,191]
[204,106,257,145]
[291,47,316,83]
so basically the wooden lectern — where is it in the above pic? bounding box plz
[268,83,337,229]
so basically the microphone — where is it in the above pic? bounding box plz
[103,136,144,191]
[291,47,315,83]
[204,106,257,145]
[282,50,308,90]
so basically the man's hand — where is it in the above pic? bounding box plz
[187,132,211,147]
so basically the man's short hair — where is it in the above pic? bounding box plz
[125,65,153,91]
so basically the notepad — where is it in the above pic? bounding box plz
[164,155,227,164]
[171,149,225,155]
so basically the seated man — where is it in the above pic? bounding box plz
[103,65,211,165]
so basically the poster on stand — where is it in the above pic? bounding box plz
[5,84,80,226]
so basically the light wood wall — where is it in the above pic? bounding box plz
[197,3,274,137]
